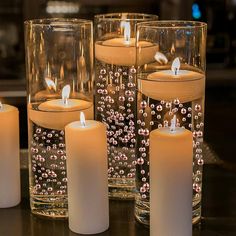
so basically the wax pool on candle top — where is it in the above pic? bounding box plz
[95,39,157,66]
[38,98,92,111]
[0,103,20,208]
[65,114,109,234]
[150,116,193,236]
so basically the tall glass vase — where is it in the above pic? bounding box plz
[94,13,158,200]
[24,18,93,218]
[134,21,207,225]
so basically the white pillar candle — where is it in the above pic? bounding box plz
[150,116,193,236]
[28,85,94,130]
[139,57,205,103]
[0,103,20,208]
[95,22,158,66]
[65,112,109,234]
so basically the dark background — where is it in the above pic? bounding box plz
[0,0,235,165]
[0,1,236,236]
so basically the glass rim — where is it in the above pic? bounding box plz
[24,18,92,27]
[136,20,207,29]
[94,12,158,21]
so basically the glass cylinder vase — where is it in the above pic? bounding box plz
[24,18,93,218]
[134,21,207,225]
[94,13,158,200]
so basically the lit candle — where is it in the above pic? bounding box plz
[139,57,205,102]
[28,84,93,130]
[95,21,158,66]
[65,112,109,234]
[150,115,193,236]
[0,102,20,208]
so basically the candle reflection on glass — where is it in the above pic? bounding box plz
[35,77,58,100]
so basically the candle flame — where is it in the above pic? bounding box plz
[171,57,180,75]
[154,52,168,65]
[62,85,70,105]
[45,77,57,91]
[170,43,175,54]
[170,115,177,132]
[80,112,86,127]
[46,62,51,78]
[121,21,131,45]
[124,22,130,44]
[60,64,64,80]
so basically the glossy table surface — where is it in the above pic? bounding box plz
[1,153,236,236]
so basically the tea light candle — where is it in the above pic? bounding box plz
[28,85,93,130]
[95,22,158,66]
[139,57,205,103]
[0,102,20,208]
[65,112,109,234]
[150,116,193,236]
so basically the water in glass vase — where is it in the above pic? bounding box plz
[135,76,204,225]
[95,59,137,199]
[28,121,68,218]
[28,115,68,218]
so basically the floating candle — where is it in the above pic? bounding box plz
[29,85,93,130]
[139,57,205,103]
[95,22,158,66]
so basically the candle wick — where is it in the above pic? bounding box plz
[0,102,2,110]
[170,115,177,132]
[175,68,178,75]
[170,125,175,132]
[81,121,86,127]
[63,98,68,106]
[124,36,130,45]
